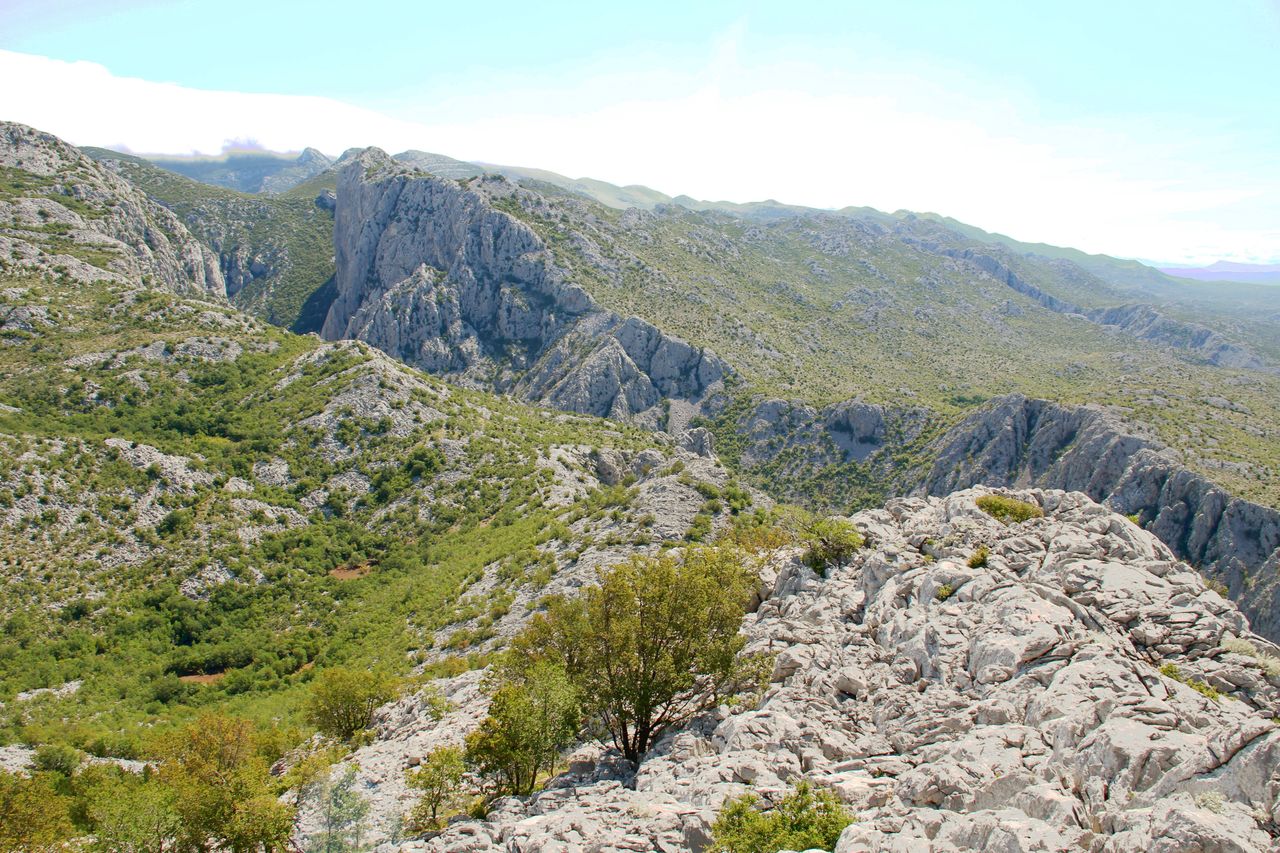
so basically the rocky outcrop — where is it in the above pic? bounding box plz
[321,149,726,424]
[0,122,225,295]
[386,489,1280,851]
[920,394,1280,640]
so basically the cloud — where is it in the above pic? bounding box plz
[0,47,1275,264]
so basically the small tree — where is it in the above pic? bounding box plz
[511,546,758,764]
[786,511,863,573]
[710,781,852,853]
[0,770,75,852]
[86,771,180,853]
[307,667,396,741]
[303,765,371,853]
[465,662,579,795]
[158,713,295,853]
[33,742,82,776]
[406,745,466,831]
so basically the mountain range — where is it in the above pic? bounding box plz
[3,119,1280,851]
[1159,261,1280,286]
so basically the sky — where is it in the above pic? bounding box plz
[0,0,1277,265]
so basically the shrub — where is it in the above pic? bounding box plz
[306,667,396,741]
[33,742,81,776]
[976,495,1044,525]
[406,745,466,830]
[465,662,579,796]
[710,781,852,853]
[967,546,989,568]
[509,546,759,764]
[790,512,863,573]
[935,584,955,602]
[1159,663,1222,701]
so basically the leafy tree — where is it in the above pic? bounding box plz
[710,781,852,853]
[511,546,758,764]
[158,713,295,852]
[0,770,75,851]
[406,745,466,830]
[86,772,180,853]
[302,765,370,853]
[465,662,579,795]
[306,667,396,741]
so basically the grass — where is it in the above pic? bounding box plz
[1220,637,1280,678]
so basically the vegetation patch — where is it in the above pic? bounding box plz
[976,494,1044,524]
[710,781,852,853]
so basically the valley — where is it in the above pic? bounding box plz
[1,118,1279,851]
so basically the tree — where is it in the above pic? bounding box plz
[158,713,295,852]
[86,772,180,853]
[302,766,370,853]
[785,510,863,573]
[0,770,75,852]
[465,662,579,795]
[512,546,758,764]
[306,667,396,741]
[710,781,852,853]
[405,746,466,831]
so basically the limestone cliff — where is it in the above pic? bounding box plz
[321,149,726,424]
[920,394,1280,639]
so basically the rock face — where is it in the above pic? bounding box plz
[919,395,1280,642]
[0,122,225,295]
[387,489,1280,852]
[321,149,726,425]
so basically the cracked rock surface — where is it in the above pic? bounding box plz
[384,488,1280,852]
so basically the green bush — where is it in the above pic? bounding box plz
[33,742,82,776]
[975,495,1044,524]
[967,546,989,568]
[935,584,955,602]
[1159,662,1223,701]
[306,667,396,741]
[710,781,852,853]
[798,516,863,573]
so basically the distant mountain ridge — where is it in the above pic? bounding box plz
[1160,261,1280,285]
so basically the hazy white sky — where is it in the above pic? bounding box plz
[2,0,1277,265]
